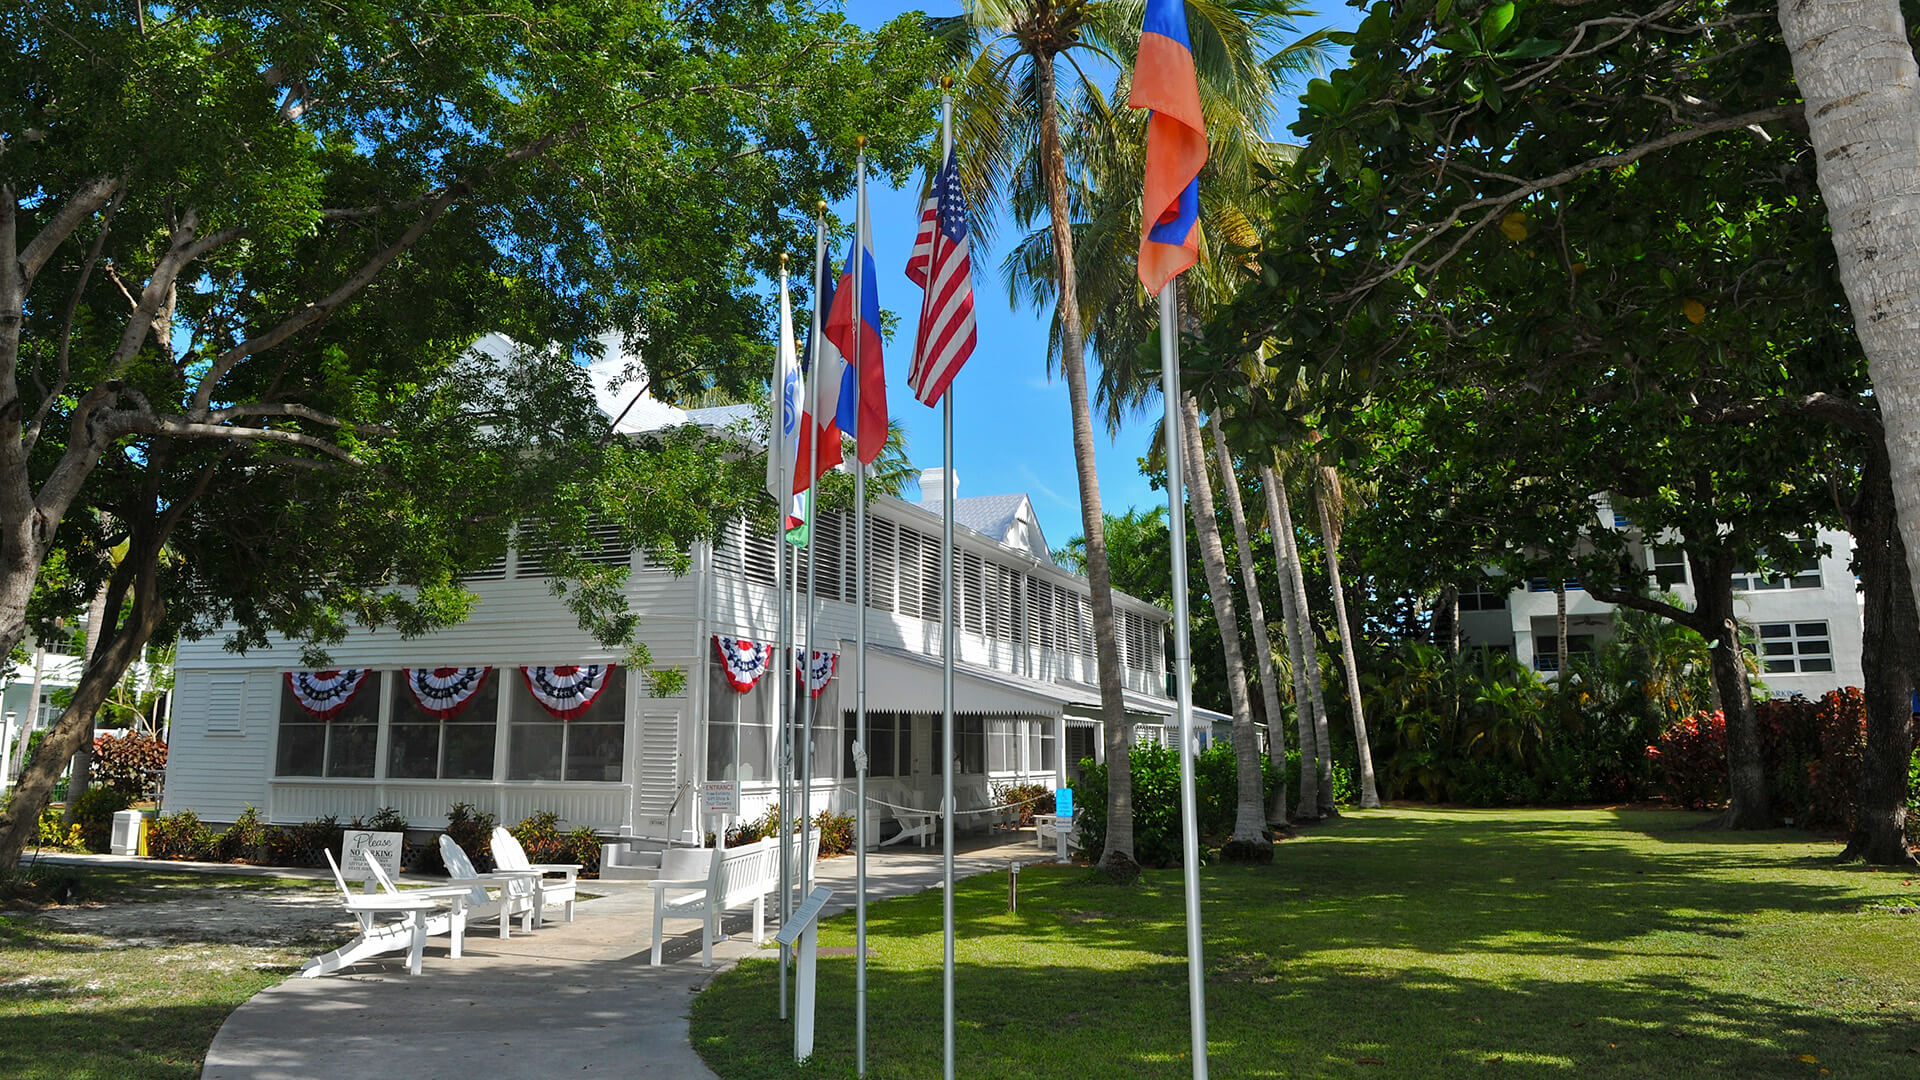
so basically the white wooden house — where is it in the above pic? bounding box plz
[161,387,1180,846]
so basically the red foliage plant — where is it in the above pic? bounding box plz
[90,732,167,800]
[1647,710,1727,810]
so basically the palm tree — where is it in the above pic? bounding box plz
[1266,462,1335,816]
[945,0,1325,876]
[1311,464,1380,807]
[1207,415,1289,821]
[1177,392,1267,848]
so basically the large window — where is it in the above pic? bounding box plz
[705,665,775,783]
[1751,622,1833,674]
[276,673,380,778]
[843,711,912,778]
[1028,719,1057,773]
[509,667,625,781]
[958,716,986,774]
[1065,725,1097,771]
[986,718,1018,772]
[388,670,499,780]
[1457,582,1507,611]
[1732,540,1821,591]
[1533,636,1594,673]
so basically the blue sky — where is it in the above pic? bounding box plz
[836,1,1359,551]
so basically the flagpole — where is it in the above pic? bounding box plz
[774,253,793,1022]
[800,203,826,941]
[851,134,871,1080]
[1157,283,1209,1079]
[936,80,958,1080]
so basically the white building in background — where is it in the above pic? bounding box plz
[160,340,1189,847]
[1457,506,1866,698]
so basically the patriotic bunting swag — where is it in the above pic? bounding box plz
[404,667,492,720]
[286,669,370,719]
[714,636,775,693]
[521,665,615,720]
[793,649,838,699]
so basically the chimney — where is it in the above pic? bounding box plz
[919,466,958,502]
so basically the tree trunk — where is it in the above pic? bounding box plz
[1315,468,1380,808]
[0,578,163,866]
[1432,586,1460,658]
[1687,548,1771,828]
[1208,419,1288,824]
[1264,466,1318,818]
[62,576,113,826]
[1777,0,1920,641]
[1179,397,1265,848]
[1032,49,1136,880]
[1275,481,1337,814]
[1841,434,1920,864]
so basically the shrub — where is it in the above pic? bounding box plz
[147,810,219,860]
[1073,743,1281,868]
[89,733,167,800]
[990,782,1053,827]
[1907,750,1920,846]
[36,806,82,851]
[357,806,410,835]
[442,803,497,872]
[1648,710,1727,810]
[217,805,269,863]
[1801,689,1867,830]
[507,810,601,877]
[812,810,856,856]
[262,815,342,868]
[67,787,134,853]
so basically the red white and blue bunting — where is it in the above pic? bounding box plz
[714,636,775,693]
[286,669,371,720]
[403,667,492,720]
[520,665,615,720]
[793,649,838,699]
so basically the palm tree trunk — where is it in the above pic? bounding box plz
[1177,397,1264,848]
[1264,465,1320,819]
[1032,49,1136,880]
[1208,418,1287,823]
[1276,482,1338,815]
[1314,467,1380,808]
[1777,0,1920,629]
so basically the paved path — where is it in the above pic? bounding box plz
[200,835,1050,1080]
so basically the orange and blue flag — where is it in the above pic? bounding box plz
[1129,0,1208,296]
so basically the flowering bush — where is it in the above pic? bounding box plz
[1648,710,1727,810]
[1801,689,1868,830]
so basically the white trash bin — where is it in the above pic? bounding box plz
[109,809,144,856]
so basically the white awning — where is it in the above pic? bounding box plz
[852,647,1065,717]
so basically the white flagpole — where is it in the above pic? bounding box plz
[851,135,871,1079]
[937,84,958,1080]
[774,254,793,1022]
[1157,283,1209,1079]
[800,203,826,942]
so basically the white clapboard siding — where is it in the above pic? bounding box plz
[161,669,276,822]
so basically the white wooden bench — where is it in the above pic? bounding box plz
[649,838,780,967]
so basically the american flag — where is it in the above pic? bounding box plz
[905,147,977,407]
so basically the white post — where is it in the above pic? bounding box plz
[1158,285,1210,1079]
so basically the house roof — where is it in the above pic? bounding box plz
[919,493,1049,559]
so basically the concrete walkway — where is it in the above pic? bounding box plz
[200,835,1050,1080]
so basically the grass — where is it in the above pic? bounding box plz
[690,807,1920,1079]
[0,866,327,1080]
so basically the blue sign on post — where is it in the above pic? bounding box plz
[1056,787,1072,821]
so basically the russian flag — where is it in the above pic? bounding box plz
[795,250,845,493]
[824,165,888,466]
[1129,0,1208,296]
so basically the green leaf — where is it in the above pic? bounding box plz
[1481,2,1516,47]
[1499,37,1562,60]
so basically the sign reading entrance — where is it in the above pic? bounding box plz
[341,829,404,884]
[703,780,740,815]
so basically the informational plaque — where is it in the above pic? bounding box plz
[703,780,740,815]
[776,885,835,1062]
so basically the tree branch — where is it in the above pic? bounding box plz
[1702,392,1881,436]
[26,185,126,454]
[17,177,119,285]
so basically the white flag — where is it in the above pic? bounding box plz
[766,266,804,528]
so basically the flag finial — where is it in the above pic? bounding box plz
[856,134,867,148]
[780,252,789,267]
[940,75,952,89]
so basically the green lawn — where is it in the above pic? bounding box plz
[690,808,1920,1079]
[0,867,326,1080]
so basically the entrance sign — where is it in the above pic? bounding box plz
[703,780,740,815]
[776,885,835,1062]
[341,830,404,892]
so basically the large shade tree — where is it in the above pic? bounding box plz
[0,0,939,866]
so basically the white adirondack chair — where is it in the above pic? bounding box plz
[491,826,581,926]
[650,836,780,967]
[437,833,542,938]
[298,849,470,977]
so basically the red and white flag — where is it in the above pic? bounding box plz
[905,145,977,407]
